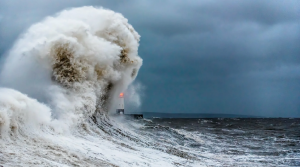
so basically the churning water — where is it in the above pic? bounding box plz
[142,118,300,166]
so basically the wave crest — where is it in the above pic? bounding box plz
[0,6,142,122]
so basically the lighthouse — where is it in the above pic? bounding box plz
[116,92,124,114]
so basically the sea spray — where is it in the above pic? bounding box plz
[0,88,53,137]
[0,6,142,127]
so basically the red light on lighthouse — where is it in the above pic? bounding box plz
[119,93,124,98]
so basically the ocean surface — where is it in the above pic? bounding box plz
[139,118,300,166]
[1,109,300,166]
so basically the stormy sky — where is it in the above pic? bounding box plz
[0,0,299,117]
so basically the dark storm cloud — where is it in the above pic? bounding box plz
[0,0,299,117]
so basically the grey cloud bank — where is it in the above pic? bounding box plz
[0,0,299,117]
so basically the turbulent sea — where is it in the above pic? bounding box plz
[0,6,299,167]
[142,118,300,166]
[1,114,300,166]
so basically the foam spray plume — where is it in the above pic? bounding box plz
[0,6,142,132]
[0,7,200,166]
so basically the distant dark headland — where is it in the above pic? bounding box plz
[125,112,264,118]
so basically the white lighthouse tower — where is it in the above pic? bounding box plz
[116,92,124,114]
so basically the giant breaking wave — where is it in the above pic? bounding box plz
[0,7,199,166]
[0,6,142,134]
